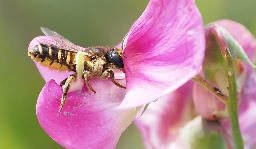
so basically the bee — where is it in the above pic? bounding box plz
[28,27,126,115]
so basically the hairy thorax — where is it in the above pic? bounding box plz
[84,55,107,78]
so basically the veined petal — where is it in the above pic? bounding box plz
[135,81,232,149]
[134,81,196,148]
[120,0,205,109]
[36,80,138,149]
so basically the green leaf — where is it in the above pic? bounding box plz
[216,25,256,68]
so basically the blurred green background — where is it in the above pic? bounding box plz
[0,0,255,148]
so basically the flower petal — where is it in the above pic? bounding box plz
[120,0,205,108]
[239,101,256,148]
[37,80,138,149]
[193,82,228,120]
[134,81,196,148]
[135,81,232,149]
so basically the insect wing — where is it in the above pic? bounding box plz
[41,27,74,44]
[40,27,85,52]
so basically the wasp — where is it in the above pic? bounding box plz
[28,27,126,115]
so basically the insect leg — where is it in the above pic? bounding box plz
[58,74,77,116]
[60,78,68,86]
[83,71,96,93]
[107,69,126,89]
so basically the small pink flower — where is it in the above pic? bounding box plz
[135,20,256,148]
[135,81,197,149]
[135,82,232,148]
[29,0,205,148]
[193,19,256,120]
[216,20,256,149]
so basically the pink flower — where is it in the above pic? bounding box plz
[135,81,233,149]
[216,20,256,149]
[135,81,197,149]
[28,0,205,148]
[193,19,256,121]
[135,20,256,148]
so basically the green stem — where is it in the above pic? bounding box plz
[192,74,228,104]
[225,49,244,149]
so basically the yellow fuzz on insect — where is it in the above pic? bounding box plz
[75,51,84,76]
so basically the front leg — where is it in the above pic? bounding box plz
[101,69,126,89]
[83,70,96,94]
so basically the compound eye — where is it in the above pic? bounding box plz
[106,49,124,68]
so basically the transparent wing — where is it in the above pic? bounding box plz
[40,27,86,52]
[40,27,74,45]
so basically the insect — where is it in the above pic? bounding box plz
[28,27,126,116]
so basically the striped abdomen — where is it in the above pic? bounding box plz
[28,44,77,71]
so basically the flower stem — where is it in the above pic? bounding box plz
[225,48,244,149]
[192,74,228,104]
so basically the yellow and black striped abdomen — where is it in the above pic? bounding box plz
[28,44,77,71]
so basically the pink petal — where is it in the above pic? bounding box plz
[134,81,196,148]
[239,101,256,148]
[120,0,205,109]
[37,80,138,149]
[237,64,256,148]
[135,81,232,148]
[193,82,228,120]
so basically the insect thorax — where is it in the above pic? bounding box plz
[82,47,108,78]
